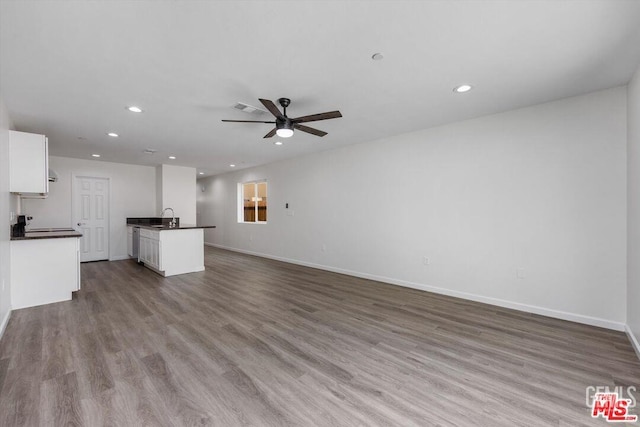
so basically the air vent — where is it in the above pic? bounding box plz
[143,148,157,154]
[233,102,267,115]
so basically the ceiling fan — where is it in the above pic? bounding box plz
[222,98,342,138]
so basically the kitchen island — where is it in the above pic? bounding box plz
[127,219,215,277]
[10,228,82,309]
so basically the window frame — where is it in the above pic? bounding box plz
[238,180,267,224]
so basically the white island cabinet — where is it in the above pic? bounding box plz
[138,227,204,277]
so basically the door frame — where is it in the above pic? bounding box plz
[71,174,111,262]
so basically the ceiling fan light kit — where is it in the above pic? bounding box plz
[222,97,342,139]
[276,127,293,138]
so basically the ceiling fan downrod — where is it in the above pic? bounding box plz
[278,98,290,117]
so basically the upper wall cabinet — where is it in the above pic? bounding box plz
[9,130,49,194]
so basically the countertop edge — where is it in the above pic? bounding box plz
[11,232,83,241]
[130,225,216,231]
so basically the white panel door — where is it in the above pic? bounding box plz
[74,176,109,262]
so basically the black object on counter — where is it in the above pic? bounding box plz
[11,215,27,237]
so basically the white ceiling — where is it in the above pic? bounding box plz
[2,1,640,177]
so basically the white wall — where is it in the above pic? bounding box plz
[22,156,157,260]
[627,64,640,354]
[0,98,13,337]
[156,165,163,216]
[157,164,196,224]
[199,87,627,330]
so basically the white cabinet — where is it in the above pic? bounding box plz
[137,228,204,277]
[9,130,49,194]
[139,229,162,271]
[127,226,133,257]
[11,237,80,309]
[139,235,150,264]
[160,229,203,276]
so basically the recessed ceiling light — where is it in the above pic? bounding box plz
[274,141,283,146]
[92,154,101,158]
[230,164,236,167]
[107,132,118,137]
[168,156,176,160]
[453,84,472,93]
[127,106,143,113]
[199,172,204,175]
[372,53,384,61]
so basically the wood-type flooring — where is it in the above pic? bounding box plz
[0,246,639,426]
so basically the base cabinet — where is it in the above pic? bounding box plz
[138,228,203,277]
[10,237,80,309]
[139,231,161,271]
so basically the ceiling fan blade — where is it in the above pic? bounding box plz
[259,99,283,118]
[292,110,342,124]
[294,124,328,137]
[263,128,277,138]
[221,120,275,123]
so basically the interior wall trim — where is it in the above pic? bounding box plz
[205,242,626,332]
[0,309,11,341]
[625,325,640,361]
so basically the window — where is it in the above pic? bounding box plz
[239,181,267,223]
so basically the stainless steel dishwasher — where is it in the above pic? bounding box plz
[132,226,140,260]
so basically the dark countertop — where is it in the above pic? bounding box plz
[11,228,83,240]
[131,224,216,231]
[127,217,179,226]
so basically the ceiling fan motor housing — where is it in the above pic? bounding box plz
[276,117,293,131]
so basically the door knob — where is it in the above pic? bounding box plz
[77,222,86,226]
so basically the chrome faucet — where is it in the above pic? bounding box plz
[161,207,176,228]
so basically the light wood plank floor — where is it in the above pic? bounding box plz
[0,246,639,426]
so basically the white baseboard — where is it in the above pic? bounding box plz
[0,309,11,341]
[109,255,132,261]
[625,325,640,361]
[205,242,626,331]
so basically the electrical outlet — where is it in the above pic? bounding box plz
[422,256,430,265]
[321,244,326,252]
[516,268,525,279]
[287,210,294,217]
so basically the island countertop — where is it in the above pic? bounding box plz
[130,224,216,231]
